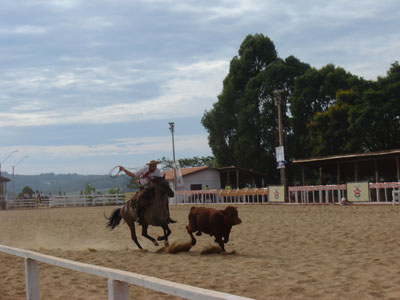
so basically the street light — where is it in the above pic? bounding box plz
[13,156,29,195]
[168,122,177,191]
[0,150,18,176]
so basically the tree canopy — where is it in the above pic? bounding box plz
[158,156,217,171]
[202,33,400,185]
[202,33,310,183]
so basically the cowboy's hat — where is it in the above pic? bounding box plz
[146,160,161,165]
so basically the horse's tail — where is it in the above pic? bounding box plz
[104,208,122,230]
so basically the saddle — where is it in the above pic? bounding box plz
[130,188,155,212]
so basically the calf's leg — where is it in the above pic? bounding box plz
[215,236,225,252]
[186,225,197,246]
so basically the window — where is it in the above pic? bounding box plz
[190,184,202,190]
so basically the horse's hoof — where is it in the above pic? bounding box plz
[154,241,159,246]
[164,241,169,247]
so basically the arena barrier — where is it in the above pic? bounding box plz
[391,189,400,205]
[6,183,400,209]
[174,188,268,204]
[6,194,125,209]
[0,245,254,300]
[289,185,346,204]
[289,182,400,204]
[369,182,400,203]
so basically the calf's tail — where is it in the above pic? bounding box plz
[105,208,122,230]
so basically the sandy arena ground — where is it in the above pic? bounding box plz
[1,204,400,300]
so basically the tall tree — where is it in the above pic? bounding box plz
[158,156,217,170]
[203,34,310,182]
[202,34,278,168]
[290,64,364,158]
[348,61,400,151]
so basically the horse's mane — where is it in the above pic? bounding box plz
[151,176,166,184]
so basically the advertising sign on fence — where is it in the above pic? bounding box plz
[268,185,285,202]
[346,182,369,202]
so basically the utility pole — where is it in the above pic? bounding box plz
[273,90,287,195]
[168,122,177,191]
[13,156,29,196]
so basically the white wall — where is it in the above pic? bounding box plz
[171,169,221,191]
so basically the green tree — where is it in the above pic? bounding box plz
[159,156,217,171]
[108,187,120,194]
[18,186,34,198]
[83,183,96,195]
[290,64,364,158]
[202,34,278,168]
[202,34,310,183]
[348,61,400,151]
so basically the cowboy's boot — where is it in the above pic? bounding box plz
[166,203,177,223]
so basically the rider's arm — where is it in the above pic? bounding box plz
[119,166,136,178]
[153,168,162,177]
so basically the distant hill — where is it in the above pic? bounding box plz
[2,172,135,197]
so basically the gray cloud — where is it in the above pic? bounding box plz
[0,0,399,174]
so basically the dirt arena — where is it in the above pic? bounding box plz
[1,204,400,300]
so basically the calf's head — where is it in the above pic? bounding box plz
[222,206,242,225]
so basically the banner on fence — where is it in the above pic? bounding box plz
[346,182,369,202]
[275,146,285,169]
[268,185,285,202]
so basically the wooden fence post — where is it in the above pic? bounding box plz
[25,258,40,300]
[108,279,129,300]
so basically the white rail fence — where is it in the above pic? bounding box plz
[6,194,125,209]
[289,185,346,204]
[289,182,400,204]
[5,182,400,209]
[174,188,268,204]
[370,182,400,203]
[393,189,400,205]
[0,245,254,300]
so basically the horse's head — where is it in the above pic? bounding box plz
[151,176,174,197]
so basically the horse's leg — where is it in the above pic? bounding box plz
[141,223,159,246]
[157,224,171,241]
[126,219,143,250]
[156,224,171,246]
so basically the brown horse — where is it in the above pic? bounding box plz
[105,176,174,250]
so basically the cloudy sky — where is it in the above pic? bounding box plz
[0,0,399,175]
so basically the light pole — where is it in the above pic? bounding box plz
[0,150,18,176]
[168,122,177,191]
[13,156,29,196]
[273,90,287,192]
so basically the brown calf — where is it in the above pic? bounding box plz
[186,206,242,252]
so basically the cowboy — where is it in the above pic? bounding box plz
[119,160,176,225]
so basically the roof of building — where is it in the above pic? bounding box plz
[163,166,214,181]
[0,175,11,182]
[293,148,400,165]
[218,166,267,176]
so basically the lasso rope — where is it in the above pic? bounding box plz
[108,165,143,178]
[108,165,122,178]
